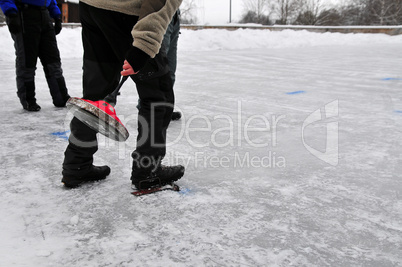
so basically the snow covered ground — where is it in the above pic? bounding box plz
[1,26,402,266]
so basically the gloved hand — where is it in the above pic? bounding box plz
[124,46,150,74]
[54,18,62,35]
[7,13,21,34]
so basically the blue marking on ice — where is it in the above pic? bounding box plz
[178,188,192,195]
[286,90,306,95]
[51,130,70,140]
[394,110,402,114]
[382,78,402,81]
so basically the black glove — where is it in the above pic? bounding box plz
[54,18,62,35]
[7,13,21,34]
[125,46,150,73]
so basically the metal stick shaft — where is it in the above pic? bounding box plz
[104,76,129,106]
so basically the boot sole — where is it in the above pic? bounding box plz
[133,170,184,190]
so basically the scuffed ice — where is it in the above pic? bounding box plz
[0,26,401,266]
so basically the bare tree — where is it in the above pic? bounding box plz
[285,0,402,25]
[272,0,300,24]
[180,0,198,24]
[366,0,402,25]
[242,0,271,23]
[338,2,365,25]
[316,8,342,25]
[294,0,329,25]
[239,10,272,24]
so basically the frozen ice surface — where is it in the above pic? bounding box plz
[0,26,401,266]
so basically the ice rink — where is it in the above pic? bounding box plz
[0,27,401,266]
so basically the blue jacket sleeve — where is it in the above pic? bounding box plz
[47,0,61,19]
[0,0,18,16]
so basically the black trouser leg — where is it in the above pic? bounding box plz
[133,67,174,158]
[43,62,70,107]
[63,2,174,177]
[131,52,174,178]
[63,3,137,176]
[10,11,38,107]
[37,9,69,107]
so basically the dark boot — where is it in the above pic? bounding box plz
[62,165,111,188]
[20,81,41,111]
[25,102,41,111]
[132,163,185,190]
[62,117,99,180]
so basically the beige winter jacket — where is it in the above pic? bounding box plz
[80,0,182,58]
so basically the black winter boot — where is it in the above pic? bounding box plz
[20,81,41,111]
[25,102,41,111]
[62,165,111,188]
[132,164,185,190]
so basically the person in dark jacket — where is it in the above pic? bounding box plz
[61,0,185,189]
[0,0,70,111]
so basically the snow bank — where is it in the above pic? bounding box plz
[1,26,401,62]
[179,28,402,51]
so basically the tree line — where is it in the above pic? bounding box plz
[1,0,401,26]
[239,0,402,25]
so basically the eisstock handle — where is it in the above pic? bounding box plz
[103,76,129,106]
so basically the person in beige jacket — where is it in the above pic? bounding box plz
[62,0,185,190]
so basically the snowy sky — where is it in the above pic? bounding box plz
[196,0,243,24]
